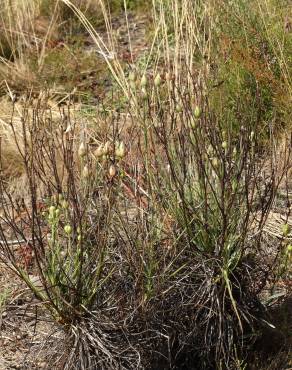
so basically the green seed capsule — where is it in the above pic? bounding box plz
[232,179,238,192]
[94,144,103,158]
[82,164,90,179]
[282,224,290,236]
[130,80,136,90]
[64,225,72,234]
[115,142,126,158]
[141,87,147,100]
[140,74,147,88]
[222,141,228,150]
[109,165,117,178]
[78,142,86,158]
[212,157,219,167]
[61,200,68,209]
[49,206,56,215]
[194,106,201,118]
[51,194,58,203]
[103,141,111,156]
[190,118,196,129]
[120,169,125,178]
[129,71,136,82]
[207,144,213,155]
[154,73,162,87]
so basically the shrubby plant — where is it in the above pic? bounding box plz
[1,79,289,369]
[123,71,291,367]
[0,0,291,369]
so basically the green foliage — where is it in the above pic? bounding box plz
[208,0,291,138]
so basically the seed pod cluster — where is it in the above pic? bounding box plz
[94,141,126,161]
